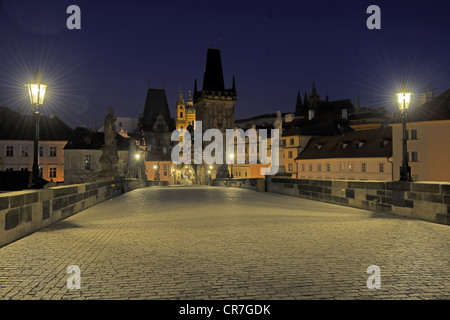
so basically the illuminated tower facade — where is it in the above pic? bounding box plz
[175,89,196,131]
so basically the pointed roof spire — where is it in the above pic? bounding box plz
[304,92,309,109]
[187,90,194,107]
[356,89,360,112]
[177,87,184,106]
[232,71,236,92]
[202,48,225,91]
[295,90,303,115]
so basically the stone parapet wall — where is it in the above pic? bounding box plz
[0,179,149,247]
[214,177,450,226]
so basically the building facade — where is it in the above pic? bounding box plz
[390,88,450,182]
[0,106,74,185]
[296,127,393,181]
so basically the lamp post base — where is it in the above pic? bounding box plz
[399,165,412,182]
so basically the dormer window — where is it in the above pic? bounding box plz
[316,143,323,150]
[341,142,349,149]
[356,141,365,148]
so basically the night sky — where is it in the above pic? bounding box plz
[0,0,449,129]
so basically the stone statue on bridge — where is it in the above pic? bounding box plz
[98,107,120,179]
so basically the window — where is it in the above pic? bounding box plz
[6,146,13,157]
[361,162,367,173]
[180,112,183,118]
[288,151,293,158]
[326,163,331,172]
[20,146,29,157]
[301,164,305,171]
[49,146,57,157]
[411,151,418,162]
[119,122,123,128]
[412,174,419,182]
[39,146,43,157]
[84,155,92,170]
[411,129,418,140]
[379,163,384,173]
[163,164,167,170]
[290,138,294,145]
[245,172,248,177]
[49,167,57,178]
[349,163,354,172]
[288,164,293,171]
[318,164,322,172]
[340,163,345,172]
[164,171,167,176]
[309,164,313,171]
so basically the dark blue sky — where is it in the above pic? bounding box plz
[1,0,449,128]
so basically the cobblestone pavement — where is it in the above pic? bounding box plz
[0,186,449,300]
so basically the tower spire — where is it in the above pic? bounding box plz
[177,87,184,106]
[295,90,303,115]
[232,71,236,92]
[356,90,360,112]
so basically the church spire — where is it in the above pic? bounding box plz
[232,71,236,93]
[303,92,309,110]
[187,90,194,107]
[295,90,303,115]
[356,90,360,112]
[177,87,185,106]
[202,48,225,91]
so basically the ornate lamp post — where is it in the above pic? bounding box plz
[397,82,412,182]
[26,69,47,189]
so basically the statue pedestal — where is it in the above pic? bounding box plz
[275,146,290,177]
[98,145,120,179]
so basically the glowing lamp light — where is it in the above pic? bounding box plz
[397,82,412,111]
[135,154,141,160]
[26,69,47,106]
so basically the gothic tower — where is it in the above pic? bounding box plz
[193,48,237,133]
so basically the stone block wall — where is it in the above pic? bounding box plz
[0,179,149,247]
[213,177,450,226]
[267,177,450,225]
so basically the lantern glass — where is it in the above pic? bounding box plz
[397,92,411,111]
[26,70,47,105]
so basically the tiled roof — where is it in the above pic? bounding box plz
[297,126,392,160]
[142,89,173,132]
[64,127,130,151]
[283,113,351,136]
[0,106,74,141]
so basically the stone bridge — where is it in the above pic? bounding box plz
[0,185,449,300]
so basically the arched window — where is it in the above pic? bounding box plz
[180,112,183,118]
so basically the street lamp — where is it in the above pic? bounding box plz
[397,81,412,182]
[26,69,47,189]
[229,153,234,179]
